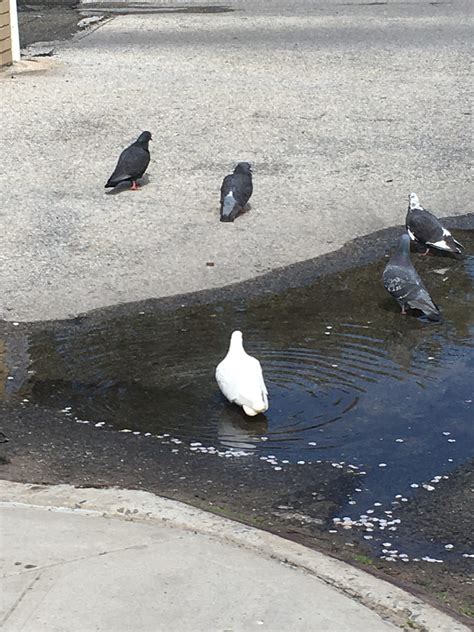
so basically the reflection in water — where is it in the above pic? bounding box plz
[218,415,268,450]
[0,331,31,400]
[0,231,473,557]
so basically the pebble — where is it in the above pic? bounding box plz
[422,556,443,564]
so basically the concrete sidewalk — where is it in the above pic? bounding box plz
[1,505,397,632]
[0,482,470,632]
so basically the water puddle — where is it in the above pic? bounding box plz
[1,230,473,567]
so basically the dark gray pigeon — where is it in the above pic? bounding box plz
[105,131,152,190]
[383,233,442,321]
[406,193,464,256]
[220,162,253,222]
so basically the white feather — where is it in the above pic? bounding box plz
[407,227,416,242]
[426,238,452,251]
[216,331,269,417]
[409,192,422,210]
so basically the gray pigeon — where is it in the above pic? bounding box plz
[383,233,442,321]
[105,131,152,190]
[220,162,253,222]
[406,193,464,255]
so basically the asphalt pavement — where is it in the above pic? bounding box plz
[0,0,472,321]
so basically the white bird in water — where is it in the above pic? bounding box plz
[215,331,269,417]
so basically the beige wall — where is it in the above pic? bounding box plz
[0,0,13,66]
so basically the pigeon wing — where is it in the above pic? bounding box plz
[406,208,444,244]
[106,144,150,187]
[233,173,253,207]
[384,263,440,319]
[220,174,235,204]
[216,355,268,413]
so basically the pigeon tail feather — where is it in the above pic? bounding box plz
[426,310,443,323]
[426,231,464,254]
[243,405,260,416]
